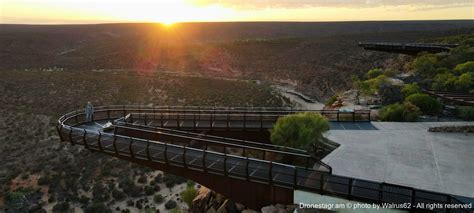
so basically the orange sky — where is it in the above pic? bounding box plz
[1,0,473,24]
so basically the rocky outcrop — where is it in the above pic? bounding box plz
[191,186,249,213]
[191,187,299,213]
[428,125,474,133]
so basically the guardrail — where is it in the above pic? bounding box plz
[56,106,471,212]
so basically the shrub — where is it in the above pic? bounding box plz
[154,174,163,183]
[92,183,109,202]
[457,106,474,121]
[163,174,186,188]
[367,68,384,79]
[405,93,442,115]
[454,72,474,92]
[453,61,474,75]
[270,112,329,152]
[325,94,338,106]
[402,83,421,98]
[52,202,70,212]
[144,186,155,196]
[383,68,398,77]
[180,186,197,207]
[84,202,112,213]
[413,54,438,78]
[165,200,177,210]
[153,194,164,204]
[379,103,421,122]
[432,72,457,91]
[112,189,127,201]
[137,176,147,184]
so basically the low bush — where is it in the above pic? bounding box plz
[401,83,421,98]
[367,68,384,79]
[379,102,421,122]
[180,186,197,207]
[457,106,474,121]
[405,93,442,115]
[165,200,177,210]
[153,194,164,204]
[112,189,127,201]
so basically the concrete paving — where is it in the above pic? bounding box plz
[323,122,474,198]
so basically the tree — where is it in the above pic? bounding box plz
[413,54,439,78]
[432,72,457,91]
[405,93,442,115]
[270,112,329,155]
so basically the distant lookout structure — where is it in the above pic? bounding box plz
[358,42,459,55]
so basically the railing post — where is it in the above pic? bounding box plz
[226,113,229,130]
[193,113,196,131]
[202,149,207,172]
[107,109,110,119]
[183,145,187,168]
[293,168,298,189]
[97,132,103,152]
[113,129,118,154]
[352,111,355,122]
[379,184,383,203]
[260,113,263,129]
[57,124,64,142]
[129,137,134,158]
[83,129,89,149]
[68,128,74,145]
[223,153,227,176]
[245,157,250,181]
[269,162,273,184]
[164,143,168,165]
[144,113,148,126]
[160,112,163,127]
[320,173,325,194]
[243,110,247,130]
[337,111,340,122]
[348,178,353,200]
[146,140,151,161]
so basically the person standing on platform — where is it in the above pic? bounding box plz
[85,102,94,122]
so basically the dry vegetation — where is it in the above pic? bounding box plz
[0,69,283,212]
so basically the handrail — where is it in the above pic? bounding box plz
[57,106,471,212]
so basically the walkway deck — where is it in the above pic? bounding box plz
[57,105,472,212]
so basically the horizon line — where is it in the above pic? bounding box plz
[1,18,473,26]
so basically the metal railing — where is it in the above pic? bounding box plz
[112,124,332,172]
[56,106,471,212]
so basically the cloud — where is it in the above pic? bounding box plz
[188,0,473,9]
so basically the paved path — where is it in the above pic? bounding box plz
[324,122,474,198]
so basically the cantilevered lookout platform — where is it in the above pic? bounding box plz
[358,42,459,55]
[57,105,472,211]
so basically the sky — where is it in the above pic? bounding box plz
[1,0,473,24]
